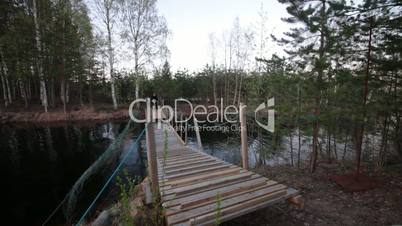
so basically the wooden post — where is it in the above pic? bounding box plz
[146,121,159,199]
[184,121,188,145]
[180,115,183,139]
[240,102,248,169]
[194,118,203,150]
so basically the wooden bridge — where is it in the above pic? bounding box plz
[144,109,301,226]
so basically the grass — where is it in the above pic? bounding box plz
[115,170,139,226]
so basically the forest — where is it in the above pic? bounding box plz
[1,0,401,172]
[0,0,402,225]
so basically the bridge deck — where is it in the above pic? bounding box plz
[153,122,299,226]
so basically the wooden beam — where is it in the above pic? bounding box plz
[146,121,159,200]
[194,119,203,150]
[240,102,248,169]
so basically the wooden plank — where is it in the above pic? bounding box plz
[166,180,279,216]
[163,171,255,196]
[161,167,241,187]
[159,153,205,162]
[163,164,233,181]
[161,174,261,202]
[156,148,189,156]
[163,161,223,175]
[159,164,232,182]
[160,167,245,192]
[167,184,287,225]
[193,190,288,226]
[192,188,300,226]
[163,159,216,170]
[163,177,271,208]
[162,156,212,166]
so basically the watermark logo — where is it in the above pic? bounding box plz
[128,98,275,132]
[254,98,275,133]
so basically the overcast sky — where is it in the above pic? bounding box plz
[157,0,290,72]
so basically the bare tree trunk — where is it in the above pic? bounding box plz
[88,63,94,109]
[310,0,326,173]
[32,0,48,112]
[66,81,69,104]
[237,72,243,105]
[1,74,8,107]
[61,80,67,113]
[376,115,389,172]
[342,134,348,161]
[310,96,320,173]
[333,133,338,160]
[134,54,140,108]
[289,131,294,166]
[19,79,28,109]
[135,78,139,101]
[89,80,93,108]
[297,127,302,165]
[233,72,238,105]
[27,78,32,100]
[0,46,11,107]
[212,70,217,106]
[224,72,228,106]
[355,18,373,178]
[61,4,67,113]
[5,77,12,104]
[297,84,302,168]
[0,57,8,108]
[105,2,118,110]
[50,78,55,107]
[327,130,331,162]
[79,81,84,106]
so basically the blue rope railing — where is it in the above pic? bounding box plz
[75,128,146,226]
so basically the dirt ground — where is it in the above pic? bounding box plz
[223,164,402,226]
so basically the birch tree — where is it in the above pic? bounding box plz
[94,0,119,109]
[209,32,218,106]
[32,0,49,112]
[120,0,169,100]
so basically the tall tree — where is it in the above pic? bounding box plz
[120,0,169,101]
[209,32,218,106]
[32,0,49,112]
[275,0,346,172]
[94,0,119,109]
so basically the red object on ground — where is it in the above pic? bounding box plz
[329,173,381,192]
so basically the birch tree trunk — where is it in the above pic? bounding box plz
[19,79,28,109]
[237,72,243,105]
[5,76,12,104]
[32,0,48,112]
[212,71,217,106]
[233,72,238,105]
[1,74,8,107]
[289,131,294,166]
[61,80,67,112]
[107,18,118,110]
[0,46,11,107]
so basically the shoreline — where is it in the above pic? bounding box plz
[0,107,133,124]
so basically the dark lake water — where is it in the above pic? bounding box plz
[0,121,145,226]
